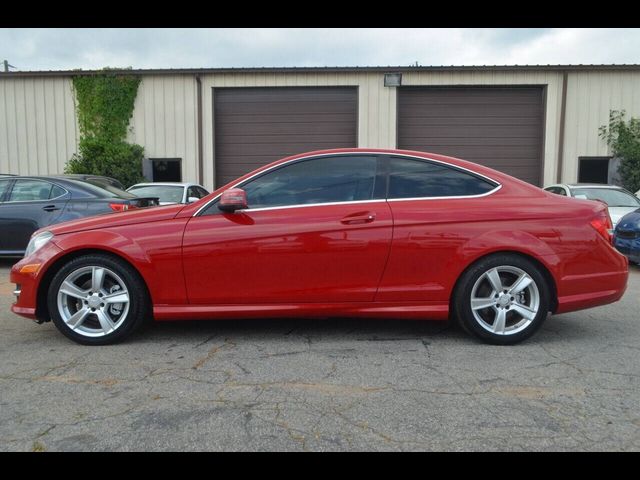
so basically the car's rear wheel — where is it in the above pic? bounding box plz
[453,254,550,345]
[48,254,149,345]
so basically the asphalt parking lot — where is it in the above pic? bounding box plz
[0,259,639,451]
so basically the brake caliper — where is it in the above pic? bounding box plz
[109,284,123,317]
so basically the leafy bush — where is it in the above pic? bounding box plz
[65,69,145,189]
[599,110,640,193]
[66,138,144,188]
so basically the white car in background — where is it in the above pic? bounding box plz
[544,183,640,228]
[127,182,210,205]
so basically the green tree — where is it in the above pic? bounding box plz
[599,110,640,193]
[65,69,145,188]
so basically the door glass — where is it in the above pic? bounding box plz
[545,187,566,196]
[187,187,201,199]
[8,180,55,202]
[242,155,378,209]
[51,184,66,198]
[388,157,498,199]
[0,179,11,200]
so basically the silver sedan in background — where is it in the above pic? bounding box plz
[544,183,640,228]
[127,182,210,205]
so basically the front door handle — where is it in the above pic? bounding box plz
[340,211,376,225]
[42,205,60,212]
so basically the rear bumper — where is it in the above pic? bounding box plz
[10,241,63,321]
[554,248,629,315]
[555,270,628,314]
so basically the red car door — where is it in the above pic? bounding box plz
[182,155,393,304]
[375,155,502,303]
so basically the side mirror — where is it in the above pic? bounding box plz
[218,188,248,213]
[187,196,200,204]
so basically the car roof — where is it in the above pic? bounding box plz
[565,183,625,189]
[128,182,202,187]
[0,175,128,196]
[59,174,113,179]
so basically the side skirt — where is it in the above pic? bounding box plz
[153,302,450,321]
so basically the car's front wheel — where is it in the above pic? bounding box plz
[48,254,149,345]
[453,254,551,345]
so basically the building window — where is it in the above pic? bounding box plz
[148,158,182,182]
[578,157,612,185]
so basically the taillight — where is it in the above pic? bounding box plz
[590,210,614,245]
[109,203,137,212]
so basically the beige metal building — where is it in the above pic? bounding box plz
[1,65,639,190]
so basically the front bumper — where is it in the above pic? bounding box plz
[10,241,63,320]
[614,235,640,264]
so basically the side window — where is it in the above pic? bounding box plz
[546,187,566,196]
[7,180,59,202]
[51,184,66,198]
[0,179,11,201]
[240,155,378,209]
[188,187,204,199]
[196,187,209,198]
[388,157,497,199]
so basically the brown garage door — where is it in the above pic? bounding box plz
[397,87,544,185]
[214,87,358,187]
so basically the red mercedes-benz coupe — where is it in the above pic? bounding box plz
[10,149,628,345]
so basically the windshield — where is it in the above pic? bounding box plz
[572,188,640,207]
[128,185,184,203]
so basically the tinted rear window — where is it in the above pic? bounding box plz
[388,157,498,199]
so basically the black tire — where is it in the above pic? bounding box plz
[47,254,150,345]
[453,253,551,345]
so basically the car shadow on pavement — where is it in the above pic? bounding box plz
[127,313,594,347]
[135,317,461,343]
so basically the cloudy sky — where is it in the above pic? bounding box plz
[2,28,640,71]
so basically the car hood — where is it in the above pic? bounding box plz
[616,209,640,231]
[46,204,186,236]
[608,206,640,228]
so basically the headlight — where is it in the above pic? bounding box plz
[24,231,54,257]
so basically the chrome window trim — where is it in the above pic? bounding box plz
[387,183,502,202]
[2,179,69,204]
[194,151,502,217]
[237,198,386,214]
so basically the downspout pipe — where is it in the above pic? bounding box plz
[196,74,204,186]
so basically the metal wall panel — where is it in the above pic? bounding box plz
[128,75,199,183]
[562,71,640,182]
[0,77,77,175]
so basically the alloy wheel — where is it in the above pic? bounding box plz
[56,265,130,338]
[469,265,540,336]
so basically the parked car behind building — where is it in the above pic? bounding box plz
[127,182,209,205]
[0,175,158,256]
[544,183,640,228]
[614,209,640,264]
